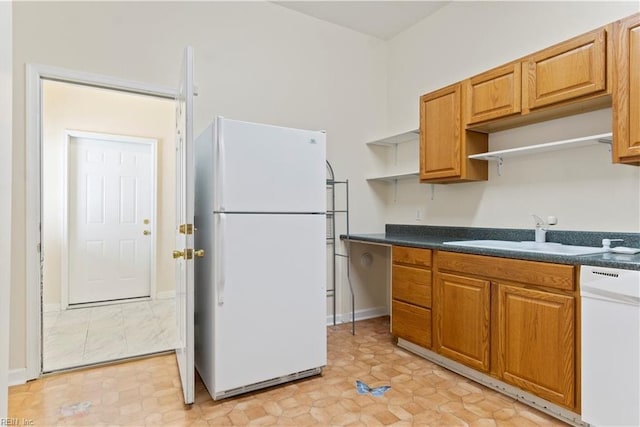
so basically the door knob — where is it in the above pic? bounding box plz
[173,250,184,259]
[143,230,151,236]
[194,249,205,258]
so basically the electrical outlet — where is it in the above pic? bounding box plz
[416,209,422,221]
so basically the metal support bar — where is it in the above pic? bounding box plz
[326,163,354,335]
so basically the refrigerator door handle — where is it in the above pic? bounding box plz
[216,213,226,304]
[216,117,225,212]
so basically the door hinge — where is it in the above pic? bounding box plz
[179,224,194,234]
[37,243,41,253]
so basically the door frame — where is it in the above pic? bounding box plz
[1,1,12,416]
[61,130,158,310]
[26,63,175,380]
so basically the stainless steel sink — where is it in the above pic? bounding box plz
[442,240,607,256]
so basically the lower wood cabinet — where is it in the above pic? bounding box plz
[432,251,577,411]
[434,272,491,372]
[391,246,432,349]
[497,283,575,409]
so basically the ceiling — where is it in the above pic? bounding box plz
[273,1,450,40]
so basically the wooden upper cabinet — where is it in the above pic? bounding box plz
[465,62,521,124]
[420,84,488,183]
[522,28,608,112]
[613,12,640,164]
[420,84,461,180]
[497,283,575,409]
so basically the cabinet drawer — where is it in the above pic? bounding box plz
[392,264,432,308]
[523,28,607,111]
[391,300,432,349]
[392,246,432,268]
[437,251,575,291]
[465,62,521,124]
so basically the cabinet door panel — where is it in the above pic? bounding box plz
[420,85,462,180]
[613,13,640,163]
[435,273,491,372]
[392,264,432,308]
[498,284,575,409]
[392,300,432,349]
[524,28,606,110]
[466,62,521,124]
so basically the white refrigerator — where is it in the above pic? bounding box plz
[194,116,327,400]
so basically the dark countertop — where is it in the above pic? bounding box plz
[345,225,640,271]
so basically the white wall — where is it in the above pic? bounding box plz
[11,2,387,372]
[1,1,12,417]
[343,242,390,320]
[42,81,176,310]
[383,1,640,232]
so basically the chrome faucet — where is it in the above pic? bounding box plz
[531,214,557,243]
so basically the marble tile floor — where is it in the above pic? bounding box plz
[43,299,177,372]
[11,316,567,426]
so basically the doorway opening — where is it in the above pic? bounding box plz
[40,79,177,372]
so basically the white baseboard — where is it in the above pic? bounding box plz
[156,290,175,300]
[8,368,27,386]
[326,306,388,326]
[43,303,60,313]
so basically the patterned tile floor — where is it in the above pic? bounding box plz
[10,317,567,426]
[43,299,177,372]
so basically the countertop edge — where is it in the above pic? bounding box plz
[344,234,640,271]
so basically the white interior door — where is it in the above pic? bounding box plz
[175,46,195,405]
[67,135,153,305]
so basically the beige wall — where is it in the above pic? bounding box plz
[11,2,388,371]
[383,1,640,231]
[42,80,176,309]
[1,1,13,416]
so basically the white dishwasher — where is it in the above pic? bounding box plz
[581,265,640,427]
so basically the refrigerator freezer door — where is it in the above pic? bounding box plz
[212,213,326,394]
[213,117,326,213]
